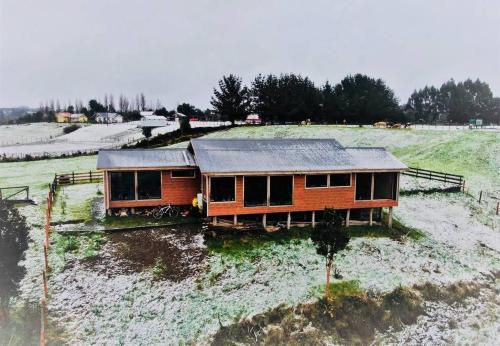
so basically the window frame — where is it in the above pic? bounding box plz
[329,173,352,188]
[137,170,162,200]
[209,176,236,203]
[305,174,329,189]
[109,171,136,201]
[171,169,196,179]
[269,175,294,207]
[243,175,268,207]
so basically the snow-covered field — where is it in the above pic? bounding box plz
[1,125,499,345]
[0,121,230,158]
[0,122,68,145]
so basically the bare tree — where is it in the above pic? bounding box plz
[135,94,141,111]
[155,99,162,111]
[104,94,109,111]
[119,94,129,113]
[140,93,147,111]
[49,100,55,112]
[56,99,61,112]
[109,94,115,112]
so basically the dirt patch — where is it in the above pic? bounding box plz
[83,224,207,282]
[210,280,489,345]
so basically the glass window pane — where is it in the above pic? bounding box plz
[305,174,328,188]
[373,172,397,199]
[138,171,162,200]
[244,176,267,207]
[330,173,351,187]
[171,169,196,178]
[110,172,135,201]
[270,176,293,206]
[355,173,372,200]
[210,177,235,202]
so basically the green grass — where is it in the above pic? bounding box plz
[205,226,313,260]
[327,280,364,298]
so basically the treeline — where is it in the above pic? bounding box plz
[12,74,500,125]
[14,94,215,124]
[211,74,500,124]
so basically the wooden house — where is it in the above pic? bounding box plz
[97,138,407,227]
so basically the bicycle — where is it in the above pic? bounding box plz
[152,204,180,219]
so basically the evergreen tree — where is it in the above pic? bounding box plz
[211,74,250,124]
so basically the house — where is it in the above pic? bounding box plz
[245,114,262,125]
[55,112,87,123]
[95,112,123,124]
[139,115,168,127]
[97,138,407,228]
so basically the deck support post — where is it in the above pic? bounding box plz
[286,212,291,230]
[213,216,218,226]
[233,215,237,225]
[311,211,316,228]
[369,208,373,226]
[346,209,350,227]
[388,207,393,229]
[262,214,267,228]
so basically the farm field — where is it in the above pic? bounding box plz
[0,121,230,158]
[0,125,498,345]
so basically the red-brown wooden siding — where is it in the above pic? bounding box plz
[205,173,399,217]
[105,170,200,209]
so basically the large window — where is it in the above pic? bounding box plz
[355,173,372,200]
[330,173,351,187]
[244,176,267,207]
[138,171,162,200]
[270,176,293,206]
[373,173,397,200]
[171,169,196,178]
[110,172,135,201]
[210,177,235,202]
[305,174,328,188]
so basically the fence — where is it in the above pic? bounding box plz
[40,182,55,345]
[55,171,103,186]
[0,185,29,201]
[40,170,103,345]
[403,167,465,186]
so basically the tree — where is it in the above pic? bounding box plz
[118,94,129,113]
[88,99,106,115]
[142,127,152,138]
[211,74,250,124]
[334,74,401,124]
[310,209,350,298]
[139,93,146,111]
[177,103,204,118]
[251,74,321,123]
[0,202,29,322]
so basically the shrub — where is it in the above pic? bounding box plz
[63,124,80,134]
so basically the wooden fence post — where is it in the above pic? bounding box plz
[72,172,75,184]
[479,191,483,204]
[496,202,499,216]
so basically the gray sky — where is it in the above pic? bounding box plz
[1,0,499,109]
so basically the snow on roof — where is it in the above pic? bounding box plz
[97,148,196,169]
[140,111,155,116]
[141,115,166,120]
[190,138,407,174]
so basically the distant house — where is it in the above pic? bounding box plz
[245,114,261,125]
[139,115,168,127]
[97,138,407,228]
[140,111,155,117]
[56,112,87,123]
[95,112,123,124]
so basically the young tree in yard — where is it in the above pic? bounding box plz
[311,209,350,298]
[211,74,250,124]
[0,201,29,323]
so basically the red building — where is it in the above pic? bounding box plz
[97,138,407,228]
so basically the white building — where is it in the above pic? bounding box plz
[95,112,123,123]
[139,115,168,127]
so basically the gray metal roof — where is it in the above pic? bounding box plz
[190,138,407,174]
[97,148,196,169]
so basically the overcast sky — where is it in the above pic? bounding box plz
[1,0,499,109]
